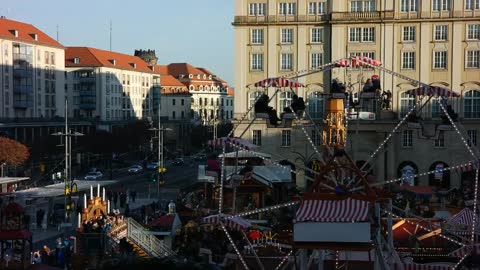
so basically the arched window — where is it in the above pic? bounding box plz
[199,85,204,91]
[189,85,194,91]
[308,91,324,119]
[428,161,450,189]
[211,98,214,105]
[199,98,202,106]
[464,90,480,119]
[279,91,293,111]
[400,91,415,117]
[191,98,194,105]
[249,91,263,118]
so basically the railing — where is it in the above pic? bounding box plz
[126,217,176,258]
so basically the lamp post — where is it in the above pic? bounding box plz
[51,98,83,224]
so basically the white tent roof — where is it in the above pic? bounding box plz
[224,165,292,187]
[0,177,30,185]
[219,150,271,159]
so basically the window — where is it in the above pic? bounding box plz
[431,98,442,118]
[281,28,293,43]
[468,130,477,146]
[311,130,322,146]
[308,91,324,119]
[172,111,176,119]
[351,0,375,12]
[403,26,416,42]
[434,25,448,41]
[172,99,176,106]
[402,130,413,147]
[279,91,293,110]
[402,52,416,69]
[311,53,323,69]
[435,131,445,147]
[253,130,262,146]
[50,52,55,65]
[464,90,480,118]
[362,27,375,42]
[281,130,291,146]
[311,28,323,43]
[466,0,480,10]
[309,1,326,14]
[181,99,185,106]
[45,51,49,64]
[249,3,266,16]
[433,0,450,11]
[467,24,480,40]
[434,51,447,69]
[401,0,417,11]
[251,54,264,71]
[400,92,415,117]
[280,53,293,70]
[181,111,185,119]
[249,91,263,118]
[279,2,296,15]
[467,51,480,68]
[349,27,361,42]
[251,29,264,44]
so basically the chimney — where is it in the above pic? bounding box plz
[109,59,116,66]
[9,29,18,37]
[29,33,38,41]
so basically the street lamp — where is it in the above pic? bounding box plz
[150,103,172,197]
[51,98,84,226]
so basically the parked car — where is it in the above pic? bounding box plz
[84,171,103,181]
[146,162,159,170]
[128,165,143,174]
[194,154,207,161]
[172,158,184,166]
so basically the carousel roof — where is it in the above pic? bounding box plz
[295,198,369,223]
[447,208,477,226]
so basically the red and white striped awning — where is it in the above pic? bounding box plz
[253,77,304,88]
[202,214,251,231]
[334,57,382,67]
[295,198,369,223]
[449,243,480,258]
[456,160,480,173]
[208,137,258,150]
[448,208,477,226]
[405,86,460,98]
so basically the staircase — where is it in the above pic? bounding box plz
[107,218,176,259]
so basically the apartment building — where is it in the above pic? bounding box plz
[233,0,480,189]
[65,47,160,124]
[0,17,65,119]
[158,63,234,126]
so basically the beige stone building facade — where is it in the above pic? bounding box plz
[233,0,480,189]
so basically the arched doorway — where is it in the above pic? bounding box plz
[397,161,418,186]
[428,161,450,189]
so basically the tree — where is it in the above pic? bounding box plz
[0,137,29,166]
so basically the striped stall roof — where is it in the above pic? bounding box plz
[398,263,454,270]
[253,77,304,88]
[295,198,369,223]
[202,214,251,231]
[448,208,476,226]
[334,57,382,67]
[405,86,460,98]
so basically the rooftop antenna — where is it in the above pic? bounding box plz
[109,20,112,51]
[56,24,59,42]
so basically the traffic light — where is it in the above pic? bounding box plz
[151,173,157,182]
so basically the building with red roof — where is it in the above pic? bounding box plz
[0,17,65,119]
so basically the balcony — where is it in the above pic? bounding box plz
[13,85,33,94]
[13,100,33,108]
[79,76,96,83]
[330,11,394,21]
[79,101,96,110]
[13,69,33,78]
[79,90,96,97]
[233,14,327,25]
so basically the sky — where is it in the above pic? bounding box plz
[1,0,235,86]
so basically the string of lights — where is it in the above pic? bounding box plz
[232,201,299,218]
[220,221,249,270]
[274,250,294,270]
[472,169,479,243]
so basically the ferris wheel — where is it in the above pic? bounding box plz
[204,56,480,270]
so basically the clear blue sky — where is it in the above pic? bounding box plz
[1,0,235,85]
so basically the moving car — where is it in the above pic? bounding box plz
[84,171,103,181]
[172,158,184,166]
[128,165,143,174]
[146,161,159,170]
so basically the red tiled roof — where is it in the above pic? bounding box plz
[227,88,234,96]
[65,47,155,73]
[154,65,168,75]
[0,18,63,48]
[161,75,186,87]
[167,63,205,78]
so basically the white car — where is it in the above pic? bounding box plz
[146,162,159,170]
[128,165,143,174]
[84,171,103,181]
